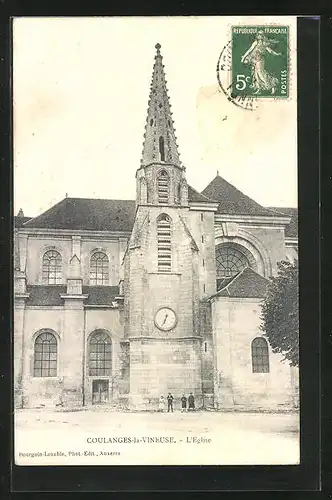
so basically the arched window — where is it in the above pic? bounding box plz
[42,250,62,284]
[157,213,171,273]
[88,330,112,376]
[90,252,109,285]
[215,245,250,278]
[157,169,169,204]
[34,332,58,377]
[251,337,270,373]
[159,136,165,161]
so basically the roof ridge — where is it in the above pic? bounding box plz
[201,174,285,217]
[23,198,68,227]
[211,175,268,208]
[207,267,269,302]
[234,266,269,283]
[188,184,218,203]
[219,267,269,292]
[220,269,243,291]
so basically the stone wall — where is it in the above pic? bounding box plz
[129,337,202,410]
[84,309,124,405]
[16,304,124,409]
[21,233,122,286]
[244,226,287,276]
[214,221,288,278]
[200,302,214,407]
[211,297,298,410]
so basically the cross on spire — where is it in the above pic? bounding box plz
[140,43,182,168]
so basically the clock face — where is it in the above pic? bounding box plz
[154,307,177,332]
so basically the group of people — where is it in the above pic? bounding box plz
[158,392,195,412]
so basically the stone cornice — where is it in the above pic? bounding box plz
[137,203,189,209]
[189,202,219,212]
[24,305,64,310]
[209,296,264,303]
[17,228,132,239]
[285,237,298,246]
[148,272,182,276]
[60,294,89,300]
[83,304,119,309]
[127,336,202,341]
[14,293,30,300]
[214,213,291,225]
[136,162,183,174]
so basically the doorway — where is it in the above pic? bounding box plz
[92,379,109,404]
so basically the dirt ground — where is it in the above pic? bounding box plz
[14,409,300,466]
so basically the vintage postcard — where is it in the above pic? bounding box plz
[13,16,299,466]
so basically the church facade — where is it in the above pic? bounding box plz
[14,44,299,411]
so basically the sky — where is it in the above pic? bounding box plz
[13,16,298,217]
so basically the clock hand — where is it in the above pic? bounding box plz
[162,313,168,325]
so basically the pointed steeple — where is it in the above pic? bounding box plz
[141,43,182,168]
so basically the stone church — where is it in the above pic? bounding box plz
[14,43,299,411]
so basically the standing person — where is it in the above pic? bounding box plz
[188,392,195,411]
[158,394,166,412]
[167,392,174,412]
[180,394,187,412]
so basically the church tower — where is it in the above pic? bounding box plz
[123,44,211,409]
[136,42,188,207]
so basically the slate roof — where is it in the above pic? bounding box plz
[15,176,297,237]
[216,276,236,291]
[268,206,298,238]
[19,186,215,232]
[26,285,66,306]
[25,285,120,306]
[210,267,269,300]
[14,216,32,228]
[23,198,136,232]
[83,286,119,305]
[187,185,217,203]
[201,175,281,217]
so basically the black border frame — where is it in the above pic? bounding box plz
[1,11,320,493]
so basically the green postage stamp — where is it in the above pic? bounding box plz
[232,26,289,98]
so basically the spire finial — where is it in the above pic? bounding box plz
[217,170,219,176]
[155,42,161,51]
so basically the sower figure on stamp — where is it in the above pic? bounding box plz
[180,394,187,412]
[167,393,174,412]
[241,30,281,95]
[188,392,195,411]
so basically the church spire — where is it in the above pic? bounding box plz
[141,43,182,168]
